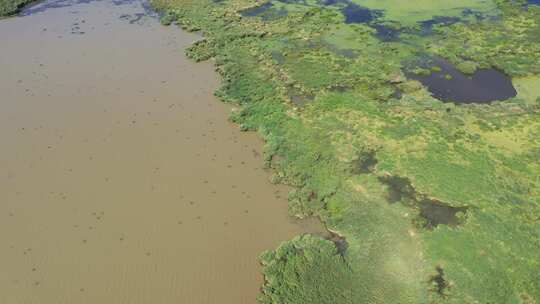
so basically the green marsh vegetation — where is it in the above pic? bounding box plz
[0,0,36,16]
[151,0,540,303]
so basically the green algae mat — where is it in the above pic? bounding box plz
[153,0,540,303]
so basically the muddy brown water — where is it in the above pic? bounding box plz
[0,1,325,303]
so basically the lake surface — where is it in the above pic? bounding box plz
[0,0,324,303]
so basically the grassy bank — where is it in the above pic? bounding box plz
[152,0,539,303]
[0,0,36,16]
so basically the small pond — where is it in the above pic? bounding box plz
[407,58,517,104]
[419,199,468,229]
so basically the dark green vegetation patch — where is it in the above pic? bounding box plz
[259,235,354,304]
[0,0,36,16]
[152,0,540,303]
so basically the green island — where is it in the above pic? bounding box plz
[3,0,538,302]
[152,0,540,302]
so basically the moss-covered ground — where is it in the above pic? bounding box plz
[152,0,540,303]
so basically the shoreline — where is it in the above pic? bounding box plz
[1,0,538,302]
[0,1,328,302]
